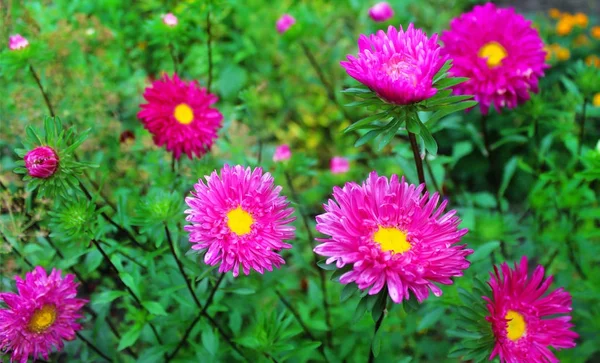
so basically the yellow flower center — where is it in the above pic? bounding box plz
[173,103,194,125]
[28,305,57,333]
[226,206,253,236]
[373,226,411,254]
[479,41,508,67]
[505,310,526,341]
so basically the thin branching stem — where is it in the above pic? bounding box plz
[284,171,333,347]
[206,1,213,92]
[90,239,164,345]
[408,132,426,187]
[29,64,55,117]
[165,224,201,307]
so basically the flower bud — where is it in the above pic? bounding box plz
[24,146,58,179]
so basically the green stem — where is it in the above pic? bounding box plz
[165,224,201,307]
[206,2,213,92]
[275,289,328,361]
[578,98,588,155]
[284,171,333,348]
[29,64,55,117]
[408,132,426,187]
[367,303,387,363]
[90,239,164,345]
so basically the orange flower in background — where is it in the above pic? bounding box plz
[592,26,600,39]
[586,55,600,67]
[556,15,574,36]
[555,47,570,61]
[593,93,600,107]
[573,13,588,28]
[549,8,562,19]
[574,34,590,47]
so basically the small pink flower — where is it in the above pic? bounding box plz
[369,2,394,22]
[9,34,29,50]
[162,13,178,27]
[330,157,350,174]
[276,14,296,34]
[24,146,59,179]
[273,144,292,162]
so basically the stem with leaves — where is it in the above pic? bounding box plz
[275,289,328,361]
[284,171,333,347]
[578,97,588,155]
[479,114,508,259]
[368,304,387,363]
[90,239,164,345]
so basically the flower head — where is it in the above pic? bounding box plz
[276,14,295,34]
[162,13,178,27]
[592,26,600,39]
[330,156,349,174]
[593,93,600,107]
[273,144,292,162]
[0,267,87,363]
[341,24,447,105]
[484,256,578,362]
[8,34,29,50]
[24,146,59,179]
[314,172,472,303]
[185,165,296,277]
[138,73,223,160]
[369,2,394,22]
[440,3,549,114]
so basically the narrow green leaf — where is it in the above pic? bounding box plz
[433,60,452,83]
[355,129,381,147]
[434,77,469,90]
[142,301,167,316]
[406,117,421,134]
[499,156,518,197]
[344,112,390,133]
[118,325,142,351]
[316,260,336,270]
[353,295,369,322]
[417,307,445,330]
[470,241,501,262]
[202,329,219,355]
[371,329,382,357]
[94,291,127,305]
[340,284,356,302]
[426,100,478,125]
[418,122,438,156]
[341,87,371,94]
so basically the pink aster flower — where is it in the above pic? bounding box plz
[484,256,578,363]
[369,2,394,22]
[276,14,295,34]
[0,267,87,363]
[138,73,223,160]
[273,144,291,162]
[330,156,350,174]
[185,165,296,277]
[440,3,549,114]
[341,24,448,105]
[162,13,178,27]
[314,172,472,303]
[9,34,29,50]
[24,146,59,179]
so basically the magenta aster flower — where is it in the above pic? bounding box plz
[24,146,59,179]
[0,267,87,363]
[341,24,448,105]
[314,172,471,303]
[8,34,29,50]
[369,2,394,22]
[162,13,178,27]
[484,256,578,363]
[276,14,295,34]
[273,144,291,162]
[330,156,349,174]
[440,3,549,114]
[185,165,296,277]
[138,73,223,160]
